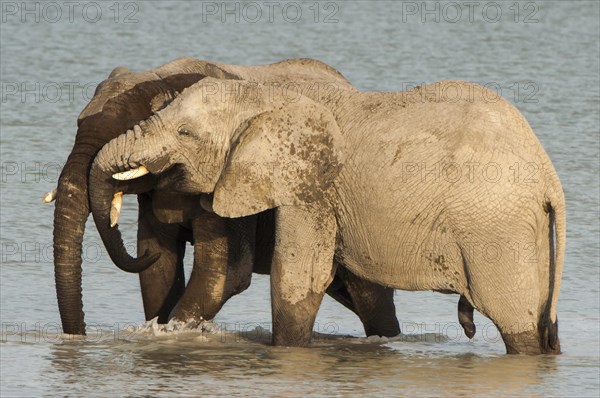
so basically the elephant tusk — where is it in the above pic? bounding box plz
[110,192,123,227]
[42,188,58,203]
[112,166,149,181]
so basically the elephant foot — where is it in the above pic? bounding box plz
[501,321,561,355]
[272,291,327,347]
[501,329,544,355]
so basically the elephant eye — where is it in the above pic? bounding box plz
[178,126,192,136]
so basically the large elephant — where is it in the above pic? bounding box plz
[50,57,399,337]
[90,78,566,354]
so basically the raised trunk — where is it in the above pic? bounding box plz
[89,127,161,273]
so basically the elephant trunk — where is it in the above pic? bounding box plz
[89,126,161,273]
[53,156,89,335]
[54,119,151,334]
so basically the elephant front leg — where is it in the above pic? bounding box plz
[271,205,337,347]
[137,194,186,323]
[169,213,256,322]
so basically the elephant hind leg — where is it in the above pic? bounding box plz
[460,243,546,354]
[472,295,544,355]
[331,265,400,338]
[458,295,476,339]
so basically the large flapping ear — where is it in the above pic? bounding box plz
[213,100,344,218]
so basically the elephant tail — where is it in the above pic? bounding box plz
[540,172,566,354]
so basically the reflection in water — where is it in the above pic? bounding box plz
[37,325,559,397]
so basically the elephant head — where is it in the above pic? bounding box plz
[50,59,231,334]
[52,57,355,335]
[89,79,345,270]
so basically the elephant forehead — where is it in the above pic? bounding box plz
[78,72,161,121]
[166,86,213,116]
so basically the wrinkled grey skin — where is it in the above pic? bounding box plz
[53,57,399,337]
[91,79,565,354]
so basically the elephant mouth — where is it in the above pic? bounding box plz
[111,166,151,226]
[112,156,173,181]
[109,163,184,227]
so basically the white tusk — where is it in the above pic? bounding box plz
[42,188,58,203]
[110,192,123,227]
[112,166,149,181]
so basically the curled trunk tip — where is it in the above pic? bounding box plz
[115,250,162,273]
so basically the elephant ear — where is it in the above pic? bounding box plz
[213,100,344,218]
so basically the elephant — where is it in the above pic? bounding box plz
[48,56,399,337]
[90,78,566,354]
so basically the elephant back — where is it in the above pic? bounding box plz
[220,58,356,91]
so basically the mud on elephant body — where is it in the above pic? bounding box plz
[91,79,565,354]
[50,57,399,337]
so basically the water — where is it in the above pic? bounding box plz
[1,1,599,396]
